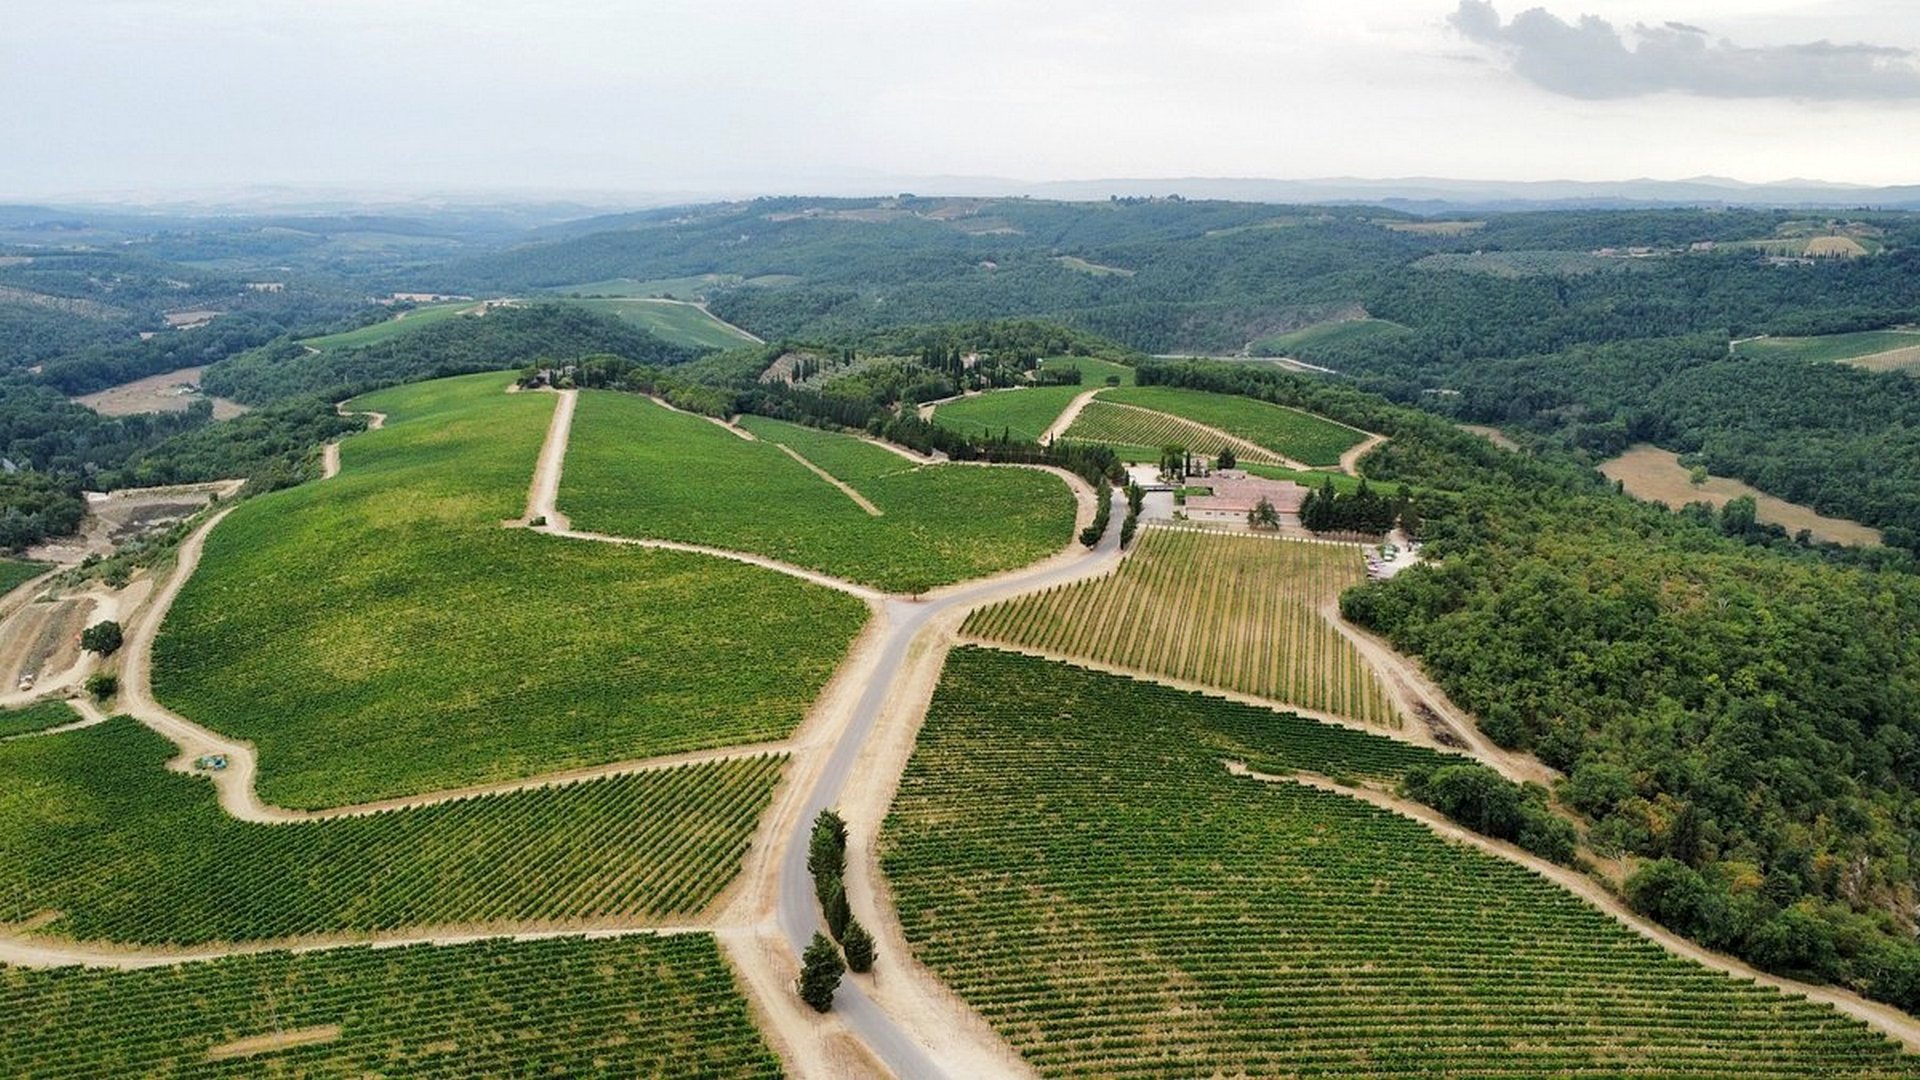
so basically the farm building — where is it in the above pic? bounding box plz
[1183,471,1308,526]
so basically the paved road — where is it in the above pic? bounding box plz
[774,505,1124,1080]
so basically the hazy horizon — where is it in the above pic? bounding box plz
[5,0,1917,201]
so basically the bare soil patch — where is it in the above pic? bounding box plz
[205,1025,342,1061]
[75,366,248,420]
[1600,444,1883,547]
[1458,423,1518,451]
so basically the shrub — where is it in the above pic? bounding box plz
[80,620,123,657]
[84,673,118,701]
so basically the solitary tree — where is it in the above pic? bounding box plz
[80,620,123,657]
[842,917,876,973]
[1159,444,1188,482]
[1249,497,1281,530]
[1217,446,1237,470]
[796,932,845,1012]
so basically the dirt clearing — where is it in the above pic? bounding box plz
[74,366,248,420]
[1600,444,1883,547]
[205,1025,342,1061]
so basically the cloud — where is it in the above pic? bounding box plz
[1449,1,1920,101]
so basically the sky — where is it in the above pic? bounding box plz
[3,0,1918,201]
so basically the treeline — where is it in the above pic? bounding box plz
[1301,476,1405,535]
[100,398,364,494]
[205,303,699,405]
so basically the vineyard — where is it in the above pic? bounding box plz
[0,719,781,944]
[0,558,46,596]
[0,701,78,739]
[1102,386,1367,466]
[931,356,1136,443]
[1062,399,1287,464]
[561,391,1075,593]
[965,527,1397,727]
[154,373,867,808]
[1,934,781,1077]
[879,648,1920,1078]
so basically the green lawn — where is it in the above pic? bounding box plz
[0,935,780,1077]
[1241,461,1398,494]
[0,701,77,739]
[931,358,1134,443]
[560,298,759,351]
[154,373,867,808]
[882,648,1919,1078]
[1736,329,1920,368]
[0,557,50,596]
[562,392,1077,594]
[1100,385,1367,466]
[0,718,780,943]
[299,301,478,350]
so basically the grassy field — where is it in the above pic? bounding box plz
[1241,461,1401,495]
[0,557,49,595]
[881,648,1919,1078]
[0,701,78,739]
[1054,255,1135,277]
[930,357,1135,442]
[1,935,780,1077]
[560,298,759,351]
[966,528,1397,725]
[0,718,780,943]
[1600,444,1883,547]
[563,392,1077,593]
[155,373,867,808]
[1736,328,1920,373]
[299,301,479,350]
[543,273,744,300]
[1252,317,1413,358]
[1097,386,1367,466]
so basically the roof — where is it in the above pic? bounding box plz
[1184,473,1308,515]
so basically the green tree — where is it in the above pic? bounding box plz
[796,932,845,1012]
[1217,446,1237,470]
[1719,495,1758,536]
[819,875,851,941]
[1159,444,1188,481]
[85,672,118,700]
[842,917,876,973]
[1248,497,1280,530]
[808,810,847,878]
[80,620,123,657]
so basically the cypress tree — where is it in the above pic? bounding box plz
[842,917,876,973]
[796,932,845,1012]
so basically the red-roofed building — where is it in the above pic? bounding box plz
[1183,470,1308,527]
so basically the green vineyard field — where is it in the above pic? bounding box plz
[0,558,47,596]
[562,390,1075,593]
[931,357,1137,443]
[1,934,781,1078]
[154,373,866,808]
[965,527,1398,726]
[0,719,781,944]
[1102,386,1367,466]
[1062,399,1287,464]
[880,649,1920,1077]
[0,701,78,739]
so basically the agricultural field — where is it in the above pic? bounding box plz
[1098,386,1367,466]
[1063,399,1283,464]
[1252,317,1413,358]
[881,648,1920,1078]
[0,718,780,943]
[0,700,77,739]
[1054,255,1135,277]
[930,357,1134,443]
[1736,328,1920,373]
[1241,462,1402,495]
[0,557,47,596]
[965,528,1397,726]
[155,373,867,808]
[299,300,481,350]
[560,297,760,350]
[542,273,745,300]
[562,391,1076,593]
[0,934,780,1078]
[1600,444,1883,547]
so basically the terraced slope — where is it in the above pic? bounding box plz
[966,528,1396,726]
[0,719,780,944]
[880,649,1919,1078]
[154,373,866,808]
[562,391,1076,593]
[1,935,780,1078]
